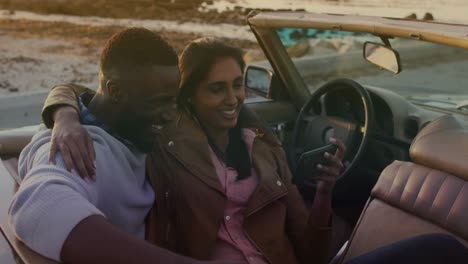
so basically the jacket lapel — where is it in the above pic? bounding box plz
[156,112,289,210]
[245,139,288,216]
[158,113,224,194]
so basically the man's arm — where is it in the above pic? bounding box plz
[42,84,94,128]
[9,132,212,264]
[41,83,96,179]
[62,215,200,264]
[9,138,107,261]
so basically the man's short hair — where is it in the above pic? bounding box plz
[100,27,178,76]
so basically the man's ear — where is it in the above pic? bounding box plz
[106,80,126,103]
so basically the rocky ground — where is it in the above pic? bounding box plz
[0,0,270,25]
[0,0,463,96]
[0,0,262,96]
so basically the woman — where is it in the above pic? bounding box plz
[42,37,346,264]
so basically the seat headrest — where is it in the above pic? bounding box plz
[410,114,468,180]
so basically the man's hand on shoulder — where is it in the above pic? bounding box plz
[50,106,96,181]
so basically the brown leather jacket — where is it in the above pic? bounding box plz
[42,84,332,264]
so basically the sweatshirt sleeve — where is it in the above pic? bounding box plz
[8,135,103,261]
[42,84,95,128]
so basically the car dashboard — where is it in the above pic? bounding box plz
[322,84,454,175]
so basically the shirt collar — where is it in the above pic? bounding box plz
[78,92,134,147]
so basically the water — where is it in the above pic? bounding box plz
[205,0,468,23]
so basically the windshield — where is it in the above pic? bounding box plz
[276,28,468,110]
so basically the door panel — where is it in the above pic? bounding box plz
[245,99,298,145]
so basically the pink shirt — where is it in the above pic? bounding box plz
[209,129,269,264]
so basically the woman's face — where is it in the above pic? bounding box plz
[192,56,245,134]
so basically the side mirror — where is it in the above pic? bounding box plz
[245,65,273,97]
[363,42,401,74]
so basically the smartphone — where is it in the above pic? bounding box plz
[294,143,337,185]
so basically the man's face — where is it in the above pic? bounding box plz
[113,65,180,152]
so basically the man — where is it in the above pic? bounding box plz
[8,28,217,264]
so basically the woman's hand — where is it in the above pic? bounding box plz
[315,137,346,192]
[49,106,96,181]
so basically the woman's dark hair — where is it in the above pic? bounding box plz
[177,37,252,180]
[177,37,245,110]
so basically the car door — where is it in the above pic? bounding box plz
[244,64,299,146]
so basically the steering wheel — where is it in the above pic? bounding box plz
[289,78,374,189]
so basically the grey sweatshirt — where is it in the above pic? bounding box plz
[8,126,154,261]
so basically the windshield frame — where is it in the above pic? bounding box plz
[247,11,468,112]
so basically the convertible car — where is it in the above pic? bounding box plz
[1,10,467,263]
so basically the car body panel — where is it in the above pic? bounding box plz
[0,221,17,264]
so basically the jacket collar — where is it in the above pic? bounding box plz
[158,112,224,193]
[158,111,288,211]
[246,139,288,216]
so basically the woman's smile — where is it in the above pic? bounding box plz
[221,108,238,119]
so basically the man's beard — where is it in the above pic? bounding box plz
[113,113,156,153]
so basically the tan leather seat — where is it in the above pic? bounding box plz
[340,114,468,262]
